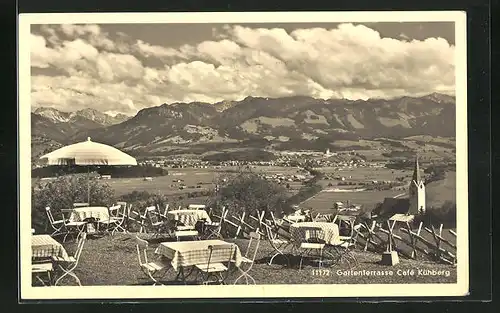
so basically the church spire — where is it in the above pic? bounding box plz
[412,155,421,182]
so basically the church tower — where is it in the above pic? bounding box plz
[408,155,426,215]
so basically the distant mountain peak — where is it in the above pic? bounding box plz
[422,92,455,103]
[33,106,131,126]
[34,107,71,123]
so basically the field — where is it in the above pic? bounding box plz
[42,233,457,286]
[330,137,455,160]
[426,171,456,207]
[106,166,306,201]
[301,189,403,213]
[318,166,412,187]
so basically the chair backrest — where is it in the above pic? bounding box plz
[220,207,228,222]
[335,215,356,238]
[206,244,234,272]
[60,208,74,223]
[303,226,325,243]
[116,201,127,207]
[117,204,128,220]
[161,204,170,216]
[261,221,274,240]
[312,213,321,222]
[108,205,121,218]
[146,206,161,225]
[45,207,57,224]
[244,232,261,262]
[135,236,149,265]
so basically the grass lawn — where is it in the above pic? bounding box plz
[45,233,457,287]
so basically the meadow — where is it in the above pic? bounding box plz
[317,166,412,187]
[45,233,457,286]
[301,189,403,213]
[106,166,306,204]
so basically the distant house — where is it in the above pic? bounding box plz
[333,202,344,210]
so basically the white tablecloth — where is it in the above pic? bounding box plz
[155,239,241,271]
[289,222,340,247]
[69,206,110,222]
[32,235,69,259]
[167,209,212,227]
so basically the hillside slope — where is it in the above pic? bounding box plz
[66,93,455,153]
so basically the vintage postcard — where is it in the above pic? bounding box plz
[18,11,468,300]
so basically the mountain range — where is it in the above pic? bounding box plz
[31,93,456,155]
[31,107,131,142]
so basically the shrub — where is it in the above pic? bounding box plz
[414,201,457,227]
[118,191,189,232]
[31,174,116,233]
[31,165,168,178]
[211,170,288,217]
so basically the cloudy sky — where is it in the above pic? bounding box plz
[30,22,456,116]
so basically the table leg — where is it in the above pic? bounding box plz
[174,267,188,284]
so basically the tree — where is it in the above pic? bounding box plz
[31,174,116,233]
[211,169,289,217]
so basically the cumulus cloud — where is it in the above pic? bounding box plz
[30,23,456,115]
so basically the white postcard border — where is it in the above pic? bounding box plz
[19,11,469,299]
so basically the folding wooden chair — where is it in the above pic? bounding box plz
[234,232,260,285]
[116,201,127,208]
[32,261,54,286]
[329,215,359,269]
[156,203,170,220]
[45,207,66,238]
[111,204,129,234]
[261,222,292,266]
[128,206,149,233]
[60,209,87,243]
[53,233,87,286]
[196,244,235,285]
[299,226,326,270]
[262,212,294,266]
[204,207,228,239]
[146,206,167,237]
[99,205,128,235]
[135,236,170,285]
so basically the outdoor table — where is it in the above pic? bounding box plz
[69,206,109,222]
[167,209,212,227]
[289,222,340,248]
[155,239,242,282]
[32,234,69,259]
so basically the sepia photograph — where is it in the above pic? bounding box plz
[18,11,468,299]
